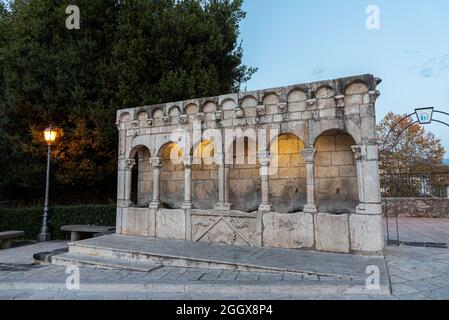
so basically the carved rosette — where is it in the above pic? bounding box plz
[147,118,154,127]
[162,115,170,123]
[131,120,139,127]
[301,147,316,164]
[368,90,380,106]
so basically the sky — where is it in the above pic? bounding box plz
[238,0,449,158]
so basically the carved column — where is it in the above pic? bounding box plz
[182,156,193,209]
[258,153,272,212]
[352,145,366,212]
[123,159,136,207]
[214,154,232,211]
[149,157,162,209]
[301,147,318,213]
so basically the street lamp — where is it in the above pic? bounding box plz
[38,126,58,242]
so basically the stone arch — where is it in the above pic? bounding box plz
[128,145,152,207]
[315,86,336,110]
[268,133,306,213]
[240,95,258,109]
[262,92,280,115]
[344,81,369,106]
[190,140,219,209]
[157,142,184,209]
[185,103,199,115]
[287,89,307,113]
[228,136,260,212]
[314,129,358,214]
[169,105,182,117]
[221,98,236,111]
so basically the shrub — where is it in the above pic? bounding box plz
[0,205,116,240]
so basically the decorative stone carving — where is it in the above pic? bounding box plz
[306,98,317,109]
[131,120,139,127]
[278,102,289,120]
[301,147,316,164]
[124,159,136,171]
[234,107,245,119]
[335,95,345,108]
[162,115,170,123]
[179,114,189,125]
[147,118,154,127]
[256,105,266,117]
[368,90,380,106]
[150,157,162,168]
[196,112,206,122]
[213,111,223,121]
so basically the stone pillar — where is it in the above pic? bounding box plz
[123,159,136,207]
[301,147,318,214]
[214,154,232,211]
[447,186,449,199]
[351,145,366,211]
[149,157,162,209]
[182,156,193,209]
[258,153,272,212]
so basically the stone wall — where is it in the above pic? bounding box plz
[315,131,358,213]
[383,198,449,218]
[269,134,306,213]
[116,74,384,255]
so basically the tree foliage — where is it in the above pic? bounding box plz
[0,0,255,202]
[377,112,446,173]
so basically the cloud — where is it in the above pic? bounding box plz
[408,54,449,78]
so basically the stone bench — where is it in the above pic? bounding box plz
[0,231,25,249]
[61,225,115,242]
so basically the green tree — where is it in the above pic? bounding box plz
[0,0,255,203]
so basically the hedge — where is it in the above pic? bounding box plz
[0,205,116,240]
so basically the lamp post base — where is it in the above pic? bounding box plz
[37,233,51,242]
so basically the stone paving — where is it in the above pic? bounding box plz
[0,218,449,300]
[384,218,449,244]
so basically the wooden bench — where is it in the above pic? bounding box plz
[0,231,25,249]
[61,225,115,242]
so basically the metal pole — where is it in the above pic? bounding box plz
[38,144,52,242]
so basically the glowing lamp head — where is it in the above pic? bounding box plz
[44,127,57,145]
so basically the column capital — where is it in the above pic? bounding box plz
[258,151,271,166]
[301,147,317,164]
[351,145,367,161]
[124,159,136,171]
[183,156,193,168]
[150,157,162,168]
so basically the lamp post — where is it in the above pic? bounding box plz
[38,126,57,242]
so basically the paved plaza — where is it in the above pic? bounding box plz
[0,218,448,300]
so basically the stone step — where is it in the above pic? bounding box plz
[63,235,388,282]
[52,253,162,272]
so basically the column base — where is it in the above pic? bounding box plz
[149,202,161,210]
[214,203,232,211]
[303,204,318,214]
[182,202,193,210]
[258,202,272,212]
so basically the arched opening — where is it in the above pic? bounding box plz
[129,146,152,207]
[314,129,357,214]
[229,137,260,212]
[269,133,306,213]
[191,140,219,209]
[158,142,184,209]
